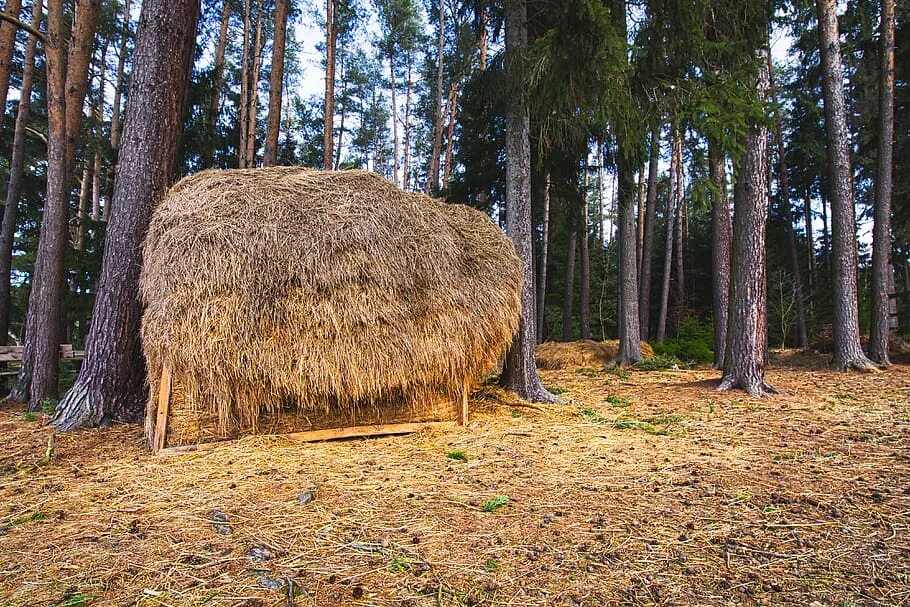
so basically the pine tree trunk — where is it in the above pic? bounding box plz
[805,192,816,289]
[656,128,677,343]
[206,0,230,168]
[245,0,263,168]
[238,0,251,167]
[390,48,399,186]
[0,0,40,347]
[673,134,684,324]
[536,172,550,342]
[639,125,658,339]
[562,214,577,341]
[0,0,23,124]
[442,83,458,194]
[77,165,91,247]
[108,0,130,208]
[323,0,335,169]
[617,153,642,365]
[709,139,731,368]
[815,0,876,371]
[91,42,108,223]
[426,0,444,194]
[12,0,99,409]
[597,140,605,247]
[869,0,894,366]
[579,171,590,340]
[718,52,777,397]
[499,0,556,403]
[334,57,345,169]
[52,0,200,430]
[479,2,488,69]
[636,170,644,276]
[403,55,412,188]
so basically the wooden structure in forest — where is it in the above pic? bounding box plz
[141,168,521,455]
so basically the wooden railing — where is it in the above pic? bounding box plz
[0,344,84,363]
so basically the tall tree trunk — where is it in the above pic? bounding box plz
[205,0,230,168]
[769,55,808,350]
[238,0,251,167]
[673,133,684,324]
[478,2,488,69]
[426,0,444,194]
[52,0,200,430]
[869,0,895,366]
[245,0,263,167]
[334,54,345,169]
[815,0,876,371]
[403,55,412,188]
[820,192,830,273]
[442,82,458,194]
[719,53,776,396]
[562,213,577,341]
[579,165,590,340]
[77,165,91,248]
[616,152,641,364]
[536,172,550,342]
[91,42,108,223]
[12,0,99,409]
[656,127,677,343]
[709,139,731,368]
[639,125,658,339]
[323,0,335,169]
[804,192,816,288]
[499,0,556,403]
[636,169,644,276]
[0,0,23,125]
[0,0,40,346]
[108,0,130,212]
[390,48,399,186]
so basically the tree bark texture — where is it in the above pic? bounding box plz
[206,0,230,167]
[815,0,876,370]
[426,0,444,194]
[617,156,642,365]
[536,172,550,342]
[562,212,576,341]
[709,139,730,368]
[579,171,590,340]
[52,0,200,430]
[718,54,776,397]
[869,0,895,366]
[639,126,659,339]
[0,0,40,347]
[673,135,684,323]
[499,0,556,403]
[656,128,677,343]
[0,0,23,124]
[323,0,335,169]
[244,0,263,167]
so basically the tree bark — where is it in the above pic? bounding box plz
[536,172,550,342]
[597,140,605,247]
[323,0,335,169]
[77,165,91,248]
[709,139,731,368]
[205,0,230,168]
[561,210,577,341]
[108,0,130,208]
[616,153,642,365]
[91,42,108,223]
[815,0,876,371]
[402,55,412,187]
[636,169,644,276]
[390,46,399,186]
[656,128,677,343]
[245,0,263,168]
[718,53,777,397]
[579,166,590,340]
[673,134,684,323]
[334,53,345,169]
[869,0,894,366]
[0,0,23,125]
[426,0,444,194]
[0,0,40,347]
[52,0,200,430]
[639,125,658,339]
[238,0,251,166]
[499,0,556,403]
[804,192,816,289]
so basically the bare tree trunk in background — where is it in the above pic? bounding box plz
[639,125,658,340]
[403,56,412,187]
[820,192,830,274]
[442,82,458,194]
[869,0,895,366]
[238,0,251,167]
[709,139,731,368]
[245,0,263,168]
[479,2,488,69]
[804,193,816,289]
[499,0,556,403]
[579,162,590,340]
[323,0,335,169]
[77,166,91,248]
[390,48,399,186]
[636,170,644,276]
[536,172,550,342]
[205,0,229,168]
[0,0,41,346]
[11,0,99,409]
[0,0,23,126]
[562,208,577,341]
[673,133,684,325]
[334,54,345,169]
[816,0,876,371]
[91,43,108,223]
[263,0,288,167]
[597,140,605,247]
[53,0,200,430]
[719,53,777,397]
[107,0,130,215]
[426,0,444,194]
[656,128,677,343]
[616,152,642,364]
[769,55,808,350]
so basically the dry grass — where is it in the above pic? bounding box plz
[536,340,655,370]
[140,168,521,444]
[1,354,909,606]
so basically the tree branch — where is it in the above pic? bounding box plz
[0,11,46,43]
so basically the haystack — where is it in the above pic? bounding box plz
[535,340,655,370]
[140,167,522,448]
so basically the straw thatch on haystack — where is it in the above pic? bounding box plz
[535,339,655,370]
[140,167,522,447]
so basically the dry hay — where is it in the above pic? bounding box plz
[535,339,655,370]
[140,167,521,443]
[1,356,908,606]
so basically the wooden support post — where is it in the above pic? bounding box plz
[152,365,173,454]
[459,384,469,426]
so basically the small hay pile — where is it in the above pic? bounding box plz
[140,167,521,442]
[535,339,654,370]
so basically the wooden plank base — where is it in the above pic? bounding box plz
[155,421,456,457]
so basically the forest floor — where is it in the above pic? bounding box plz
[0,351,908,607]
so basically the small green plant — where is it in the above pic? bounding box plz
[484,557,501,570]
[545,385,566,395]
[51,594,93,607]
[446,450,468,462]
[481,495,509,512]
[606,395,630,408]
[40,399,57,415]
[636,354,687,371]
[388,555,411,573]
[608,368,631,380]
[579,408,608,423]
[22,412,39,422]
[510,409,522,418]
[0,511,47,533]
[576,367,600,378]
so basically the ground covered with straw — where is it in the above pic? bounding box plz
[1,352,908,606]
